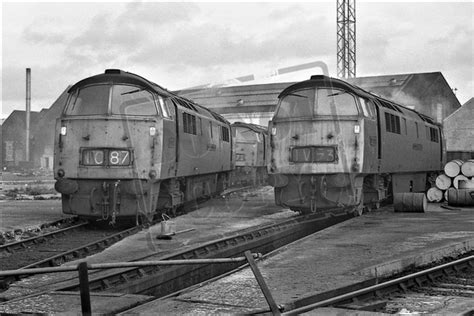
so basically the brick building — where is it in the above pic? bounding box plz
[443,97,474,161]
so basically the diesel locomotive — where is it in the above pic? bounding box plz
[54,69,233,224]
[268,75,444,215]
[230,122,268,187]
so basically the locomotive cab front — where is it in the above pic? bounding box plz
[54,70,175,222]
[268,76,378,213]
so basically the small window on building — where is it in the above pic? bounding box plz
[183,112,197,135]
[209,122,213,138]
[415,122,419,138]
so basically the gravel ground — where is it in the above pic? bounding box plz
[0,200,67,233]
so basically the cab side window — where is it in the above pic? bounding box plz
[359,97,376,119]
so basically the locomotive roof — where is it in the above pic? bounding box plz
[68,69,173,96]
[279,75,381,100]
[231,122,268,134]
[278,75,437,125]
[68,69,230,125]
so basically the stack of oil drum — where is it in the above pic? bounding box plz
[428,159,474,206]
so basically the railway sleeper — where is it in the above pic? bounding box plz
[421,286,474,297]
[336,300,387,312]
[434,282,474,291]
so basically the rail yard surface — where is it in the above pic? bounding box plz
[0,190,472,314]
[0,186,297,312]
[0,200,67,232]
[129,203,474,315]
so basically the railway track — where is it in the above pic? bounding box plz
[281,252,474,315]
[0,186,258,293]
[0,217,80,246]
[0,220,156,290]
[60,209,352,296]
[1,207,354,308]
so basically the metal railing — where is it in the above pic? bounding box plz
[0,250,281,315]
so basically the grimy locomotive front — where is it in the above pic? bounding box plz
[268,75,444,215]
[54,69,233,224]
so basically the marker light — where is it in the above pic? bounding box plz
[271,127,277,135]
[354,125,360,134]
[57,169,65,177]
[60,126,67,136]
[149,127,157,136]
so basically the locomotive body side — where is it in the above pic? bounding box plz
[268,75,443,214]
[54,69,232,223]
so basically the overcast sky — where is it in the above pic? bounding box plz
[1,1,473,119]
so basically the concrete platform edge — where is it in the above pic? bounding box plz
[360,238,474,278]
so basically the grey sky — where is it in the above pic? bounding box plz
[1,1,473,119]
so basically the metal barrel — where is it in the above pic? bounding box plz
[444,159,464,178]
[458,179,474,189]
[447,188,474,207]
[453,175,469,189]
[460,159,474,177]
[435,174,451,190]
[393,193,427,213]
[426,187,443,202]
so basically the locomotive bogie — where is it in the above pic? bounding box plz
[272,174,364,212]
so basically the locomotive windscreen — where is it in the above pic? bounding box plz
[275,88,359,119]
[65,84,160,116]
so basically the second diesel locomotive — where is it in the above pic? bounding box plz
[54,69,233,223]
[268,75,444,215]
[230,122,268,187]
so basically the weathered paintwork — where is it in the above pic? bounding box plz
[230,122,268,186]
[268,75,445,213]
[54,70,233,222]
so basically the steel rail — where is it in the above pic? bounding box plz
[57,209,352,295]
[282,254,474,315]
[0,219,161,291]
[0,208,352,310]
[0,256,258,277]
[0,218,83,254]
[19,221,154,270]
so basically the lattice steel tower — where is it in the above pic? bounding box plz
[337,0,356,78]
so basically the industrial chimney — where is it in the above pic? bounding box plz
[26,68,31,162]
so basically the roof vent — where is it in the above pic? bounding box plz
[105,69,123,74]
[310,75,327,80]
